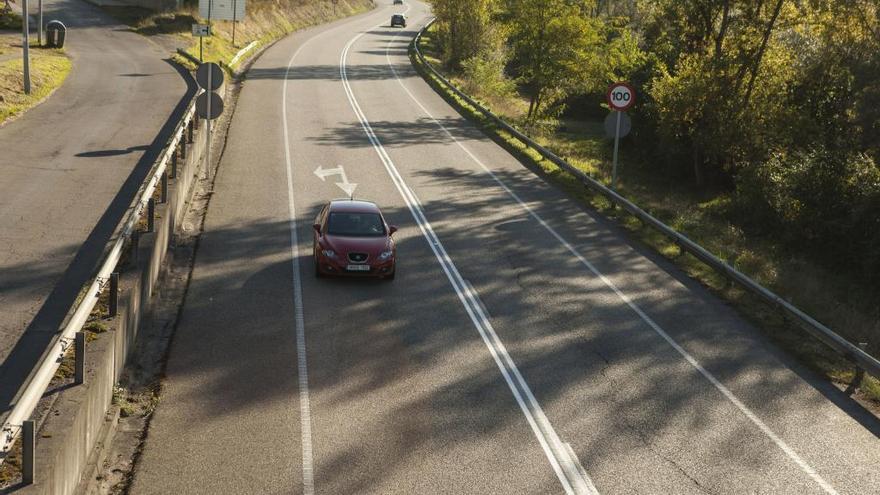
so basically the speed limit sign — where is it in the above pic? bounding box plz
[607,82,635,111]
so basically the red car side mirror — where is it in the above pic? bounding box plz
[388,225,398,235]
[313,223,321,234]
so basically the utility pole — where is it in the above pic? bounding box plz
[37,0,42,46]
[22,0,31,94]
[231,0,237,47]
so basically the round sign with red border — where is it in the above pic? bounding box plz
[607,82,636,111]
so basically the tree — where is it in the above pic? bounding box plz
[507,0,606,121]
[644,0,799,186]
[431,0,497,69]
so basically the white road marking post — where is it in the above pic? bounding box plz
[392,18,840,495]
[339,10,598,495]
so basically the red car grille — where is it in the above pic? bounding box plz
[348,252,368,263]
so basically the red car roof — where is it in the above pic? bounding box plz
[328,199,382,214]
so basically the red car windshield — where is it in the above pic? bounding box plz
[327,212,385,237]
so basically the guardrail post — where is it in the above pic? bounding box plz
[22,420,34,485]
[846,342,870,395]
[171,147,179,179]
[147,198,155,233]
[129,231,139,268]
[109,272,119,317]
[74,331,85,385]
[187,120,194,144]
[161,172,168,204]
[675,241,686,258]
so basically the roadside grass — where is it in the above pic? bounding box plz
[0,46,71,125]
[414,26,880,406]
[102,0,375,71]
[0,440,20,485]
[180,0,374,70]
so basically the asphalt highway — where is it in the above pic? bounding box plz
[132,2,880,493]
[0,0,190,418]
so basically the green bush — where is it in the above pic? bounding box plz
[0,8,21,29]
[734,148,880,283]
[461,50,515,100]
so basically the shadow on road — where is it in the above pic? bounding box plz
[0,58,196,418]
[308,117,485,149]
[154,161,880,491]
[247,63,416,82]
[76,145,150,158]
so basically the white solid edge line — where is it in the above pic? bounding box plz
[280,20,356,494]
[340,7,598,495]
[230,40,259,66]
[387,16,840,495]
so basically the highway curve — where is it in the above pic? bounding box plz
[131,2,880,494]
[0,0,191,418]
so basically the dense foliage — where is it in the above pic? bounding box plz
[430,0,880,284]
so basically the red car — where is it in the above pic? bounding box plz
[313,200,398,279]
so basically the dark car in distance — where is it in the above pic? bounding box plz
[393,0,403,4]
[313,200,398,279]
[391,14,406,27]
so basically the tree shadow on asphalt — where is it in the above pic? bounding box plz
[155,165,880,492]
[245,28,417,83]
[358,48,410,57]
[308,118,486,149]
[246,63,417,82]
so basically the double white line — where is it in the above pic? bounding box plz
[339,15,599,495]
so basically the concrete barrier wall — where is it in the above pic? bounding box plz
[16,116,209,495]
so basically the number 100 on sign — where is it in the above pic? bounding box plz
[607,82,635,111]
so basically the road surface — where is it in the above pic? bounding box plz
[132,2,880,493]
[0,0,190,418]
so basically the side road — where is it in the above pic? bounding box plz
[0,0,191,424]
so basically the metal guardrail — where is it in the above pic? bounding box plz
[412,19,880,380]
[0,98,198,467]
[176,48,202,66]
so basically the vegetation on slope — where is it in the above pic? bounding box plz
[421,0,880,404]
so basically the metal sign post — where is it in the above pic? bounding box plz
[611,111,622,190]
[232,0,237,47]
[198,0,215,174]
[196,62,224,181]
[22,0,30,94]
[206,64,212,179]
[37,0,42,46]
[605,82,636,190]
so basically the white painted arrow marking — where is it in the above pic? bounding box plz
[313,165,358,197]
